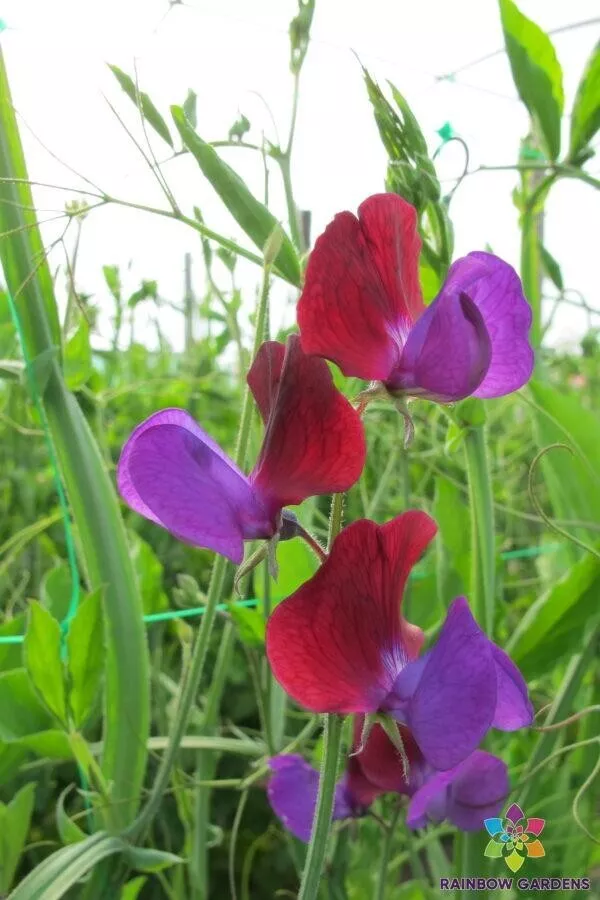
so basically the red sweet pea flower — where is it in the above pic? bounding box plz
[297,193,533,406]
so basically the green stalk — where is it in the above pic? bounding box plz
[520,206,542,350]
[375,805,402,900]
[190,620,236,900]
[463,425,495,637]
[0,48,149,830]
[297,713,344,900]
[130,246,274,843]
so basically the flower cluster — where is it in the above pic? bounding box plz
[118,193,534,841]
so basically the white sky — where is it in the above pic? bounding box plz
[1,0,599,351]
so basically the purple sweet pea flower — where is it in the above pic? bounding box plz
[267,728,509,841]
[297,193,533,405]
[117,336,366,564]
[266,514,534,773]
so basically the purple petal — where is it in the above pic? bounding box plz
[267,755,353,842]
[491,644,534,730]
[443,252,533,398]
[117,408,273,564]
[447,751,509,830]
[407,751,508,832]
[388,291,491,402]
[402,597,497,770]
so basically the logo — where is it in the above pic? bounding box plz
[484,803,545,873]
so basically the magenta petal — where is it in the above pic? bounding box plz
[390,291,491,401]
[117,408,273,564]
[267,755,353,842]
[526,817,545,836]
[443,252,533,398]
[491,644,534,731]
[403,598,497,770]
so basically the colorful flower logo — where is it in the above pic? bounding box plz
[484,803,545,872]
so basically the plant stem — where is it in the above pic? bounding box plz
[297,713,344,900]
[375,805,402,900]
[463,425,495,636]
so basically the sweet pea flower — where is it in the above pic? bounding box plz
[267,721,509,841]
[266,512,533,772]
[117,335,366,564]
[297,193,533,406]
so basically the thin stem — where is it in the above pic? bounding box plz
[375,804,402,900]
[463,425,495,635]
[297,714,344,900]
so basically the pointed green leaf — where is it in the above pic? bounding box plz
[0,782,36,893]
[569,40,600,159]
[171,106,301,286]
[120,877,147,900]
[498,0,564,160]
[66,588,105,729]
[109,65,173,147]
[506,549,600,677]
[102,264,122,301]
[539,242,563,291]
[64,319,92,390]
[56,786,87,845]
[0,669,54,741]
[6,832,126,900]
[41,562,73,621]
[24,602,67,726]
[125,845,183,873]
[182,89,197,129]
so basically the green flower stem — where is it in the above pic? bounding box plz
[375,805,402,900]
[463,425,495,637]
[297,713,344,900]
[520,205,542,350]
[297,492,346,899]
[190,620,236,900]
[129,251,274,844]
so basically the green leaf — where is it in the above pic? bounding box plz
[498,0,564,160]
[171,106,301,286]
[56,785,87,845]
[0,669,54,741]
[109,64,173,147]
[17,730,71,758]
[0,616,24,672]
[130,535,168,615]
[120,877,147,900]
[268,539,318,607]
[64,319,92,390]
[24,602,67,726]
[0,782,36,893]
[569,41,600,159]
[67,588,105,728]
[507,550,600,677]
[182,89,197,129]
[434,477,471,601]
[41,562,73,621]
[229,605,265,647]
[102,264,122,301]
[539,242,563,291]
[529,380,600,552]
[127,279,158,308]
[125,845,183,873]
[6,832,126,900]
